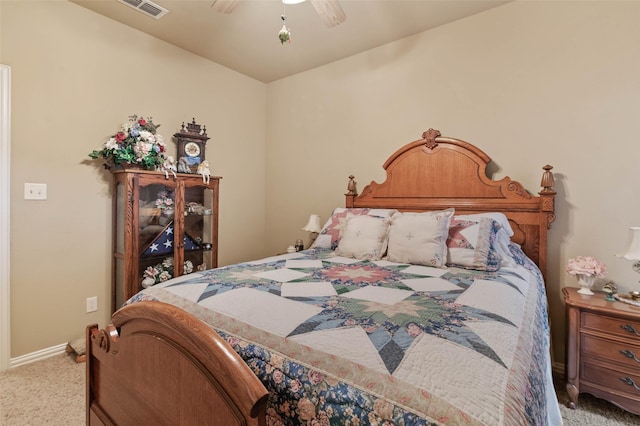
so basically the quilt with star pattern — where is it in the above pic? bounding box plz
[127,245,560,425]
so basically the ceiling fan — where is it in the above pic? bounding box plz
[211,0,346,28]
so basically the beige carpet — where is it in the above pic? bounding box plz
[0,354,639,425]
[0,355,84,425]
[554,377,640,425]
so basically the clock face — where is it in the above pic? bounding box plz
[184,142,201,158]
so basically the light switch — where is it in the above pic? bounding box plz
[24,183,47,200]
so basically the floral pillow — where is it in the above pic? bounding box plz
[446,217,503,272]
[386,209,454,267]
[459,212,514,237]
[453,213,515,268]
[312,208,397,250]
[335,215,390,260]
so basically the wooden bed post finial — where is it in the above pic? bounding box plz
[422,128,441,150]
[539,165,556,195]
[347,175,357,195]
[539,165,556,230]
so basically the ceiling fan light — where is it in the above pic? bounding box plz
[283,0,306,4]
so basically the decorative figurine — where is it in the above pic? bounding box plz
[186,202,207,215]
[159,156,178,179]
[177,157,191,173]
[602,281,618,302]
[197,160,211,184]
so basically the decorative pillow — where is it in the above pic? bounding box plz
[335,215,390,260]
[386,209,454,267]
[453,213,515,267]
[455,212,514,237]
[446,217,503,271]
[312,208,397,250]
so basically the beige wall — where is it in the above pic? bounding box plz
[3,0,640,365]
[1,1,267,357]
[266,1,640,364]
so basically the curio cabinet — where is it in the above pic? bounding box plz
[112,170,220,310]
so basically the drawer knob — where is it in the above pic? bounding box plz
[621,377,640,391]
[621,349,640,363]
[621,324,640,336]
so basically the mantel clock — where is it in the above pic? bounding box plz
[174,118,210,173]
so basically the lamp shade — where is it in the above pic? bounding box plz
[302,214,322,233]
[621,226,640,260]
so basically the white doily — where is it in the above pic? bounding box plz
[614,293,640,307]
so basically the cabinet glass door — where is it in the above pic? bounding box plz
[183,184,215,275]
[137,181,179,291]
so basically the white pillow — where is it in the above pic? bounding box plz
[311,208,397,249]
[335,215,390,260]
[386,209,455,267]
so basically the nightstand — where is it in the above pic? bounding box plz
[564,286,640,414]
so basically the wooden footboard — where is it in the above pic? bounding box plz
[86,301,268,425]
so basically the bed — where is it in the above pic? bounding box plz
[86,128,560,425]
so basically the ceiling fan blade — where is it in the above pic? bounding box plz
[310,0,346,28]
[210,0,239,13]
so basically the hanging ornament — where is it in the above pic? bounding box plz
[278,14,291,44]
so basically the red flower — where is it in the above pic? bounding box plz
[115,132,127,142]
[138,118,147,126]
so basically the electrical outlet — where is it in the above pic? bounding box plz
[24,183,47,200]
[86,296,98,313]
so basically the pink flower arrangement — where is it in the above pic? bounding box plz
[566,256,607,278]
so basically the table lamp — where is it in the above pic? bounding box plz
[620,226,640,288]
[302,214,322,246]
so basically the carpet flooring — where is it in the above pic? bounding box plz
[0,355,84,425]
[0,354,639,425]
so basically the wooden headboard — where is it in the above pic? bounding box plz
[345,129,556,279]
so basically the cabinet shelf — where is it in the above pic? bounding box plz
[138,247,214,261]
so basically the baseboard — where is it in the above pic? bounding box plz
[9,343,67,369]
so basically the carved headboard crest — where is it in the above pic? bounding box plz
[422,128,442,150]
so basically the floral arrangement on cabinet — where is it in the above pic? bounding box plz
[566,256,607,296]
[155,190,174,213]
[146,189,175,226]
[88,114,166,169]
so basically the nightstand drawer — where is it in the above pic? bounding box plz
[582,359,640,400]
[583,312,640,342]
[582,334,640,369]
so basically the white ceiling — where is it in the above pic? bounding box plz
[71,0,509,83]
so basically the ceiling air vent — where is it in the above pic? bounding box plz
[117,0,169,19]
